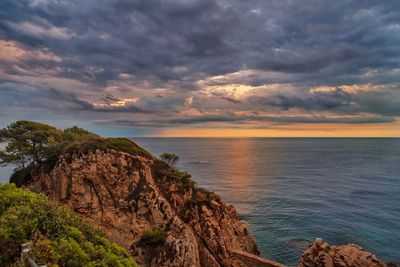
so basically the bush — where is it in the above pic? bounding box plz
[63,137,151,159]
[105,138,151,158]
[64,137,107,155]
[31,238,60,266]
[139,228,167,246]
[158,167,196,188]
[174,170,196,188]
[0,184,139,267]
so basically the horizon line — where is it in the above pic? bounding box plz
[125,136,400,138]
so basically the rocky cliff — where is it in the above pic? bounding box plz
[26,148,259,267]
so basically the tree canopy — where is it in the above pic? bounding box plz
[0,122,102,170]
[0,121,62,169]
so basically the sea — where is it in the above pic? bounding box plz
[1,138,399,266]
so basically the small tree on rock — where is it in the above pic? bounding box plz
[159,152,179,167]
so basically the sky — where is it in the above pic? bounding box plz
[0,0,400,137]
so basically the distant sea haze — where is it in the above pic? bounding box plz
[1,138,399,266]
[134,138,400,267]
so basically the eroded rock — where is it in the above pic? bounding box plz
[27,149,259,267]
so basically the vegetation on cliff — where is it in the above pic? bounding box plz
[152,159,197,188]
[0,120,151,186]
[0,183,139,267]
[139,228,167,246]
[158,152,179,167]
[1,120,198,190]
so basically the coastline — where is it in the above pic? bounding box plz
[1,136,399,266]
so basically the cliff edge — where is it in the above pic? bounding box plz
[26,148,259,267]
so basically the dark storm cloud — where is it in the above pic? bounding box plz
[2,0,400,83]
[209,91,242,104]
[249,86,400,116]
[48,89,149,113]
[251,92,349,111]
[0,0,400,128]
[0,84,149,113]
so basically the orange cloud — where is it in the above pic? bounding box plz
[92,98,139,108]
[0,40,62,63]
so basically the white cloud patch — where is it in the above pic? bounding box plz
[0,40,62,63]
[6,21,71,39]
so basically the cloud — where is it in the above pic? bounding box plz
[0,0,399,132]
[0,84,149,114]
[247,84,400,116]
[95,114,395,129]
[0,40,62,63]
[6,21,71,39]
[1,0,398,84]
[47,88,150,113]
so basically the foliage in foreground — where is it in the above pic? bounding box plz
[0,184,139,267]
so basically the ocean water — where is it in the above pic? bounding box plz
[1,138,399,266]
[134,138,400,266]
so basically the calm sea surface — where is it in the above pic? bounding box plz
[135,138,400,266]
[1,138,399,266]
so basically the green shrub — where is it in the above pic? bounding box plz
[63,136,106,155]
[139,228,167,246]
[175,170,196,188]
[0,184,139,267]
[57,238,91,267]
[156,164,197,188]
[31,238,60,266]
[63,126,100,143]
[105,138,151,158]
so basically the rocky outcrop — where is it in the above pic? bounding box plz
[298,238,397,267]
[27,148,259,267]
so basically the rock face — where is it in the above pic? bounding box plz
[298,238,396,267]
[27,149,259,267]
